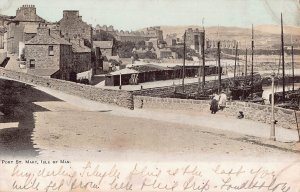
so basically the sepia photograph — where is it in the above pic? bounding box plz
[0,0,300,191]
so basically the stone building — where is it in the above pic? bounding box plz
[6,5,45,56]
[185,28,205,54]
[133,38,178,59]
[24,24,73,80]
[71,38,92,74]
[144,26,163,42]
[93,41,113,57]
[94,25,116,36]
[59,10,93,48]
[94,25,164,43]
[165,34,178,46]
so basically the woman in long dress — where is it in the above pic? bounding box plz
[210,93,219,114]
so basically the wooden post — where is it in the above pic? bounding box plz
[270,72,276,141]
[281,13,285,101]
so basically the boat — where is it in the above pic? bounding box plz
[174,27,217,100]
[269,13,300,110]
[228,25,264,101]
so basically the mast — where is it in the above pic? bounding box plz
[244,48,248,82]
[202,29,206,92]
[251,24,254,99]
[234,42,238,82]
[281,13,285,101]
[218,41,221,93]
[238,52,240,76]
[292,45,294,91]
[183,32,186,93]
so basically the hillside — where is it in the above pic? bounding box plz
[155,25,300,49]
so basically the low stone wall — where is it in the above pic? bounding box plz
[134,95,298,130]
[0,67,134,109]
[133,77,232,98]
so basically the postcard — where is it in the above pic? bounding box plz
[0,0,300,191]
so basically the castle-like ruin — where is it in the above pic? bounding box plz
[95,25,163,43]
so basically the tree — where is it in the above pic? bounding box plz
[115,41,136,58]
[93,30,116,41]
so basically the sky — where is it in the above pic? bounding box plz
[0,0,299,30]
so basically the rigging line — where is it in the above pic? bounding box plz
[262,0,281,24]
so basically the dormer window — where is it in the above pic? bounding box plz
[48,46,54,56]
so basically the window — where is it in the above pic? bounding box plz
[29,59,35,68]
[48,46,54,56]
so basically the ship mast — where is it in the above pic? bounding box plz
[292,45,295,91]
[234,42,238,82]
[244,48,248,82]
[281,13,285,101]
[183,32,186,93]
[251,24,254,100]
[202,24,206,92]
[218,41,221,94]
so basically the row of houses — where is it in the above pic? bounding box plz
[94,25,164,43]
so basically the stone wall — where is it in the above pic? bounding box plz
[0,67,134,109]
[133,78,231,98]
[134,95,299,130]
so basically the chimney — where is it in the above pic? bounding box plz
[37,23,50,36]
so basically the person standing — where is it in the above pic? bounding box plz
[219,91,227,111]
[210,93,219,114]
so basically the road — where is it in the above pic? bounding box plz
[0,78,299,163]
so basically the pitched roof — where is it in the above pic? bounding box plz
[13,13,45,22]
[25,32,71,45]
[72,43,91,53]
[103,55,120,61]
[109,68,139,75]
[93,41,113,49]
[24,25,38,34]
[129,64,169,72]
